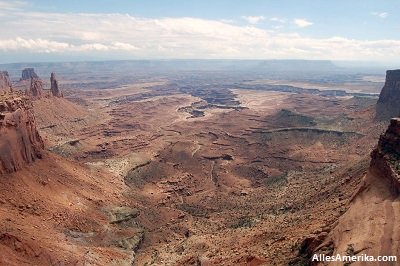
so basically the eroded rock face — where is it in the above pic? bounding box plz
[27,77,44,99]
[376,70,400,120]
[0,93,44,174]
[21,68,38,80]
[50,72,62,97]
[370,117,400,195]
[0,71,12,92]
[294,119,400,264]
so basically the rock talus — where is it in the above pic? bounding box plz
[0,93,44,174]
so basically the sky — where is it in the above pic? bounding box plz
[0,0,399,63]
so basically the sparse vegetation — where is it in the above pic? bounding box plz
[288,257,310,266]
[177,203,210,217]
[344,244,355,266]
[277,109,317,127]
[231,216,255,229]
[264,172,288,186]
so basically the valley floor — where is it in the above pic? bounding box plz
[1,80,388,265]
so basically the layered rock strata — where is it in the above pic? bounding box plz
[0,93,44,174]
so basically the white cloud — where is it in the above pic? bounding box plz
[371,12,388,18]
[0,38,139,53]
[0,9,398,61]
[110,42,139,51]
[219,19,234,24]
[0,0,27,11]
[79,43,110,52]
[242,16,265,24]
[270,17,286,23]
[0,38,70,53]
[294,18,313,28]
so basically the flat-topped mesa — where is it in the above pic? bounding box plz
[21,68,39,80]
[375,69,400,120]
[50,72,62,97]
[0,71,12,93]
[370,117,400,195]
[26,77,44,99]
[0,93,44,174]
[386,70,400,81]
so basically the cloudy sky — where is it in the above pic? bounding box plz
[0,0,399,63]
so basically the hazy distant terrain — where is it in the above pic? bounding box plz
[1,60,385,95]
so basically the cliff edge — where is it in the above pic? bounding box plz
[376,70,400,121]
[296,119,400,265]
[370,118,400,194]
[0,93,44,174]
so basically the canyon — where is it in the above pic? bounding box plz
[0,61,398,265]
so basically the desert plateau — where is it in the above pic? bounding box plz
[1,1,400,265]
[0,60,399,265]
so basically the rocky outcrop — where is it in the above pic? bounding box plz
[0,71,12,92]
[50,72,62,97]
[0,93,44,174]
[26,77,44,99]
[370,117,400,195]
[21,68,38,80]
[295,118,400,265]
[376,69,400,120]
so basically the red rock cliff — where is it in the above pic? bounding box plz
[296,118,400,265]
[370,117,400,195]
[0,71,12,92]
[0,93,44,174]
[26,77,44,99]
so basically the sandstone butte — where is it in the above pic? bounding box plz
[376,69,400,120]
[21,68,38,81]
